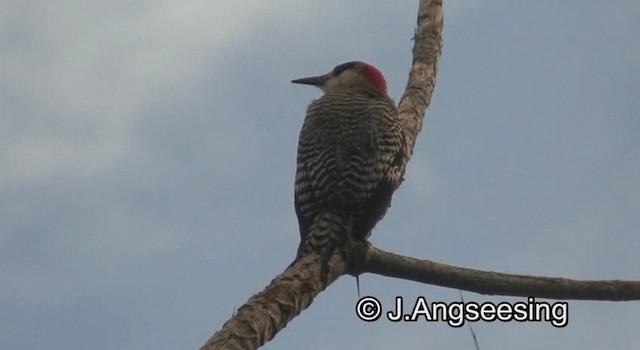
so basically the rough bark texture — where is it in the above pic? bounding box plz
[200,253,346,350]
[397,0,443,166]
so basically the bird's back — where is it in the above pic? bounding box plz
[294,88,404,254]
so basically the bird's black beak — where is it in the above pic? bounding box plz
[291,74,330,87]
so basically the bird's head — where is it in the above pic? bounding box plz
[291,61,388,95]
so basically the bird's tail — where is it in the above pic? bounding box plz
[296,210,347,281]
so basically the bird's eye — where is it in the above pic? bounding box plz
[332,61,359,76]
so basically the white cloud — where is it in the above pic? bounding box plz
[1,0,310,186]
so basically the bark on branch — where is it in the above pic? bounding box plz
[200,254,346,350]
[398,0,443,165]
[361,244,640,301]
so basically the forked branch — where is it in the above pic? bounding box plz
[201,1,443,348]
[199,0,638,349]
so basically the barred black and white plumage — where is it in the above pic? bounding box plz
[291,61,405,277]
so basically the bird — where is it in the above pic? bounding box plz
[291,61,406,281]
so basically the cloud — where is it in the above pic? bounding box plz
[1,0,311,186]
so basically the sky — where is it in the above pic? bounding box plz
[1,1,639,349]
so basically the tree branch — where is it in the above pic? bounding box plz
[201,0,442,350]
[200,253,347,350]
[201,1,443,349]
[361,245,640,301]
[200,0,640,347]
[398,0,443,165]
[199,0,640,348]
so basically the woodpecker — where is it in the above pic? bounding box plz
[292,61,405,278]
